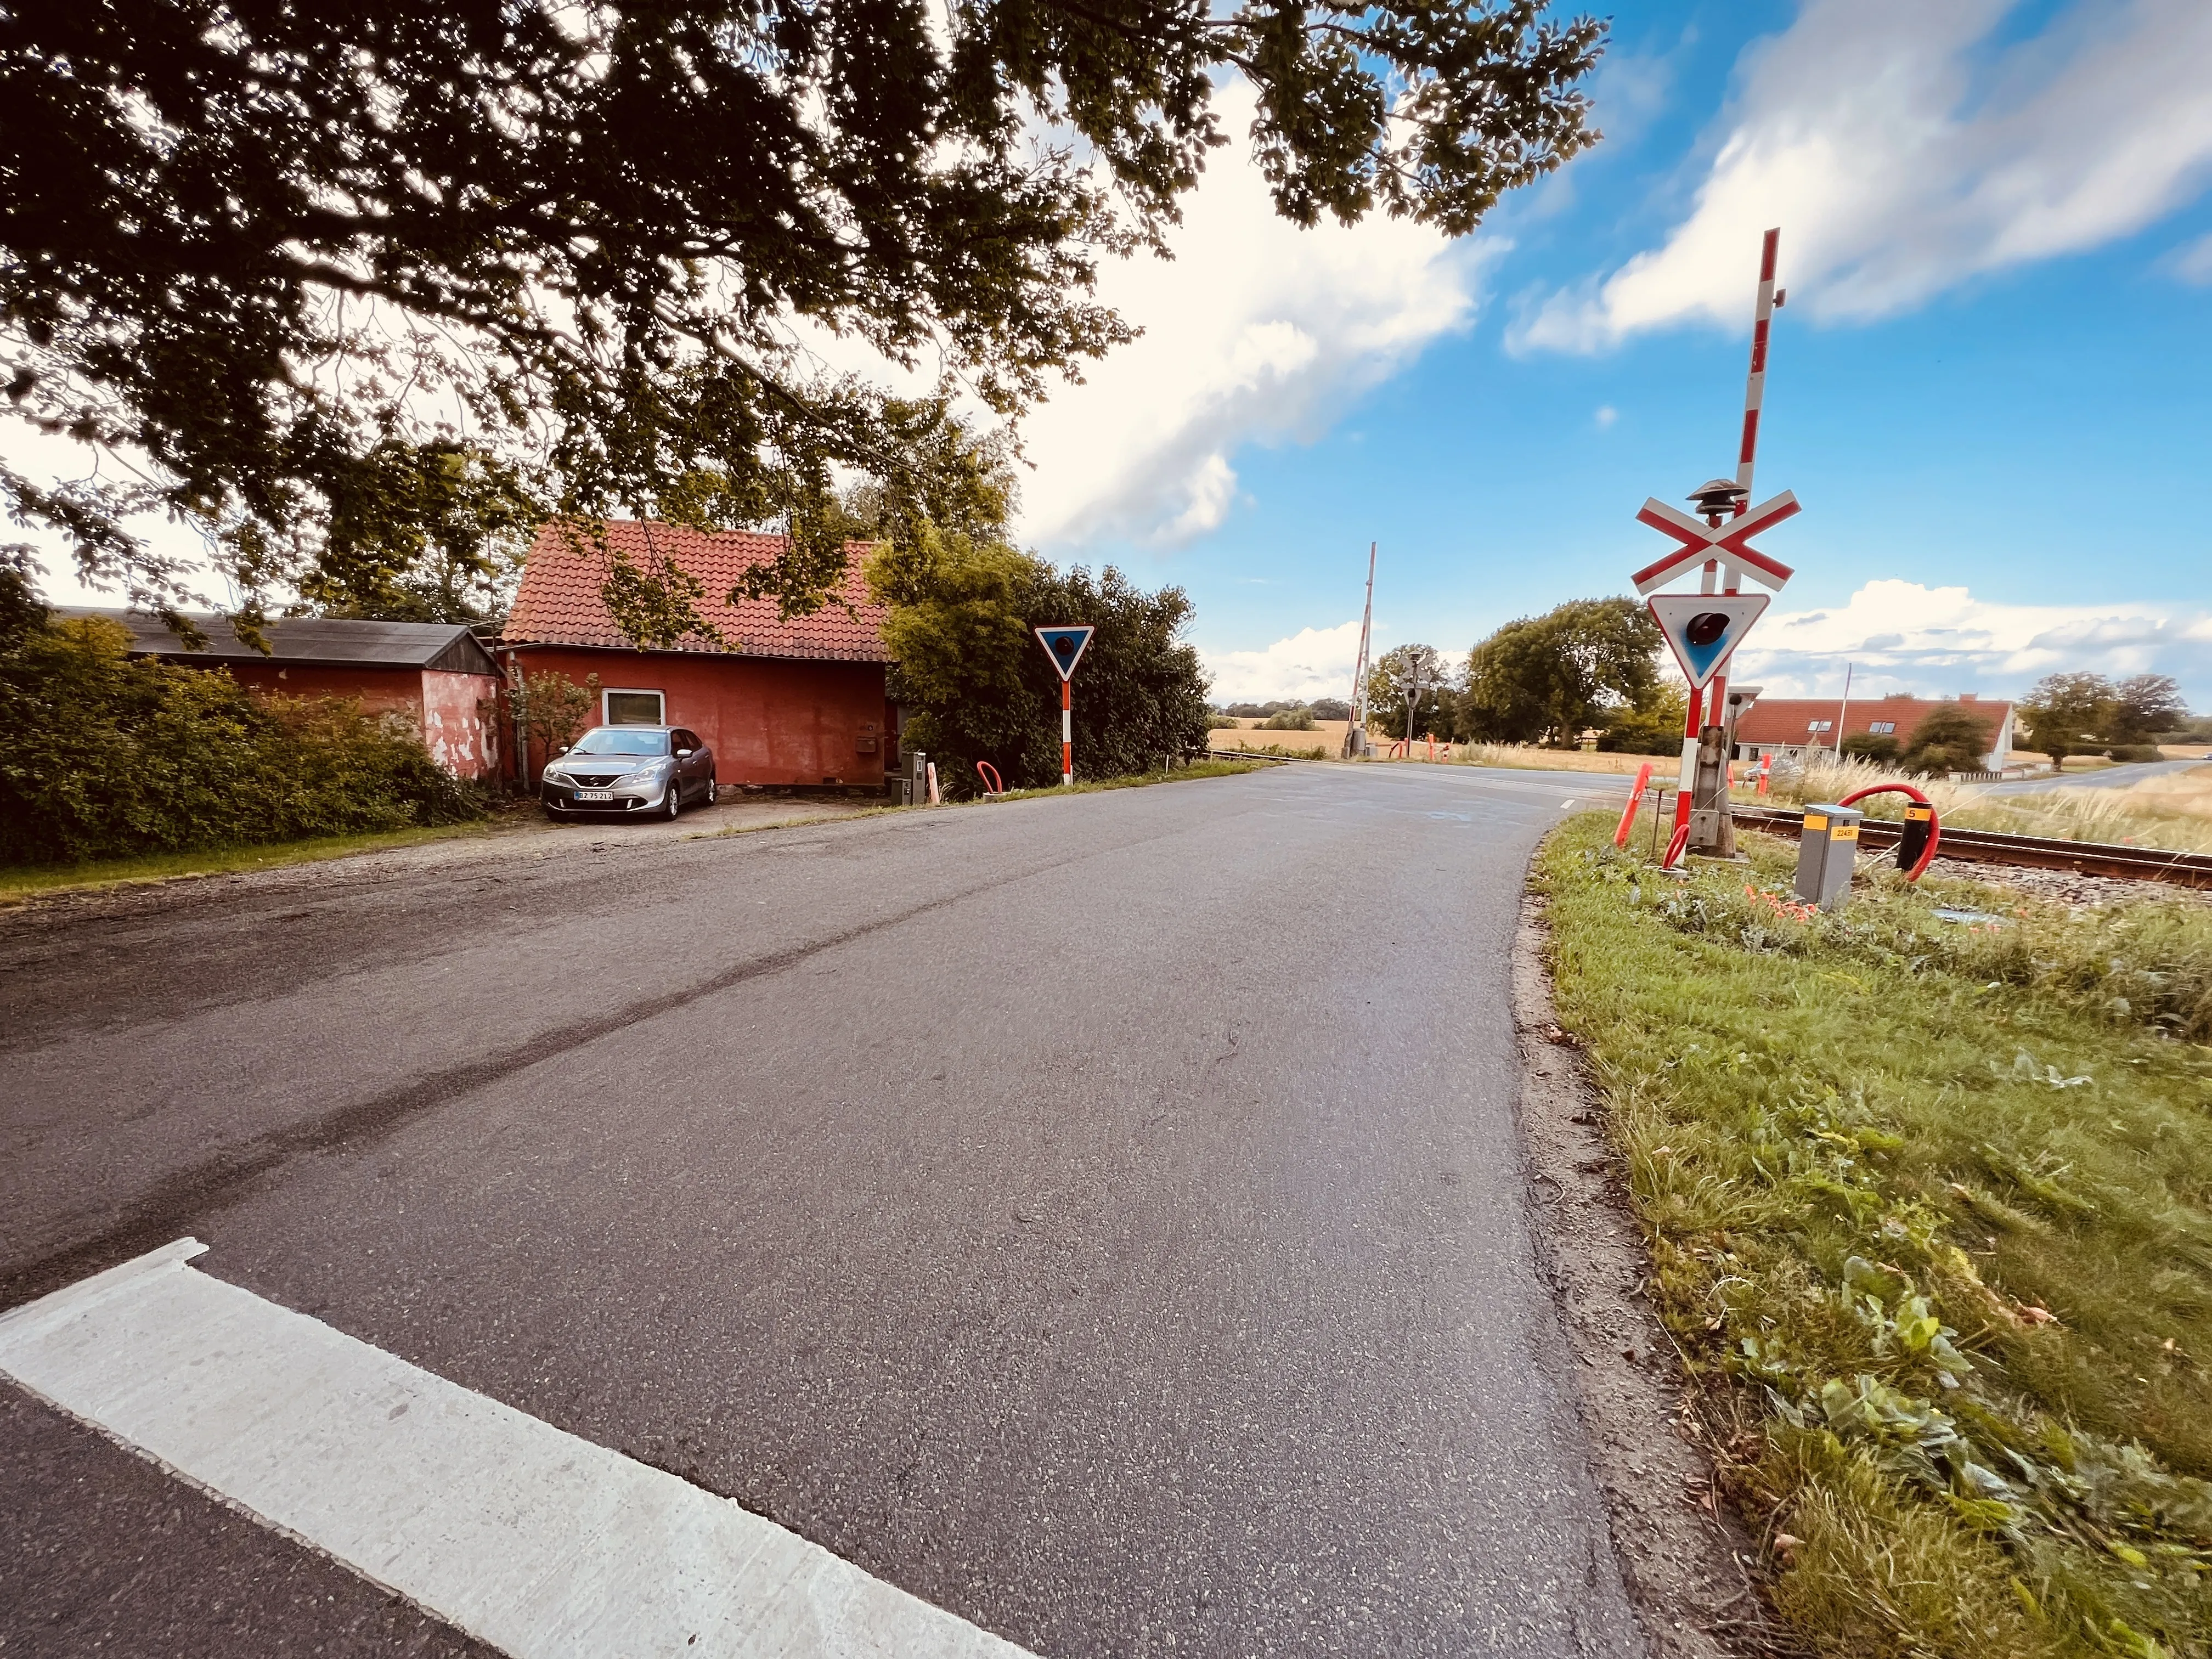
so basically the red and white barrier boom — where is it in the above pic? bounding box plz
[1632,228,1801,860]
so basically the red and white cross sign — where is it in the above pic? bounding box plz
[1630,490,1801,596]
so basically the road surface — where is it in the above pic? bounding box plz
[1972,757,2206,796]
[1,761,1643,1658]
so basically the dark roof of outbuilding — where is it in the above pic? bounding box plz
[71,610,501,676]
[500,521,890,663]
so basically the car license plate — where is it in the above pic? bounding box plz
[575,789,614,802]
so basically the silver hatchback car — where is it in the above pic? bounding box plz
[539,725,717,820]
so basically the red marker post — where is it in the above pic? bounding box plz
[1035,627,1095,786]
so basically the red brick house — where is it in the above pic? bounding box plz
[1734,692,2016,771]
[498,521,894,790]
[88,610,504,778]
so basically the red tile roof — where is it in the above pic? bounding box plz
[502,520,890,663]
[1734,694,2013,748]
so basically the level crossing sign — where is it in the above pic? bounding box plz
[1035,627,1093,680]
[1631,492,1799,596]
[1647,594,1770,690]
[1035,626,1094,785]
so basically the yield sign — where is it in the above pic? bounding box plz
[1649,594,1769,690]
[1035,626,1094,680]
[1632,491,1800,595]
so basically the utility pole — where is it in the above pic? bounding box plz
[1344,540,1376,757]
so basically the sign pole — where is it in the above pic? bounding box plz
[1062,678,1073,786]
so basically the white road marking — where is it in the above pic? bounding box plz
[0,1239,1031,1658]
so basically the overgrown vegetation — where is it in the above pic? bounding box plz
[1539,813,2212,1657]
[866,527,1210,795]
[0,608,483,866]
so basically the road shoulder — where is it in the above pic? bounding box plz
[1513,882,1774,1659]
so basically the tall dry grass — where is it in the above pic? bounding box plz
[1747,756,2212,854]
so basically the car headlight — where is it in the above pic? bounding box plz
[612,765,662,786]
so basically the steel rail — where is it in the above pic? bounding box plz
[1729,805,2212,889]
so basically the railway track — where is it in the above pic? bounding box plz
[1729,805,2212,889]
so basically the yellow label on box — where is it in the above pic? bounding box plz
[1803,813,1828,831]
[1833,824,1859,841]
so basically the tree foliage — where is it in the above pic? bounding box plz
[2111,674,2187,744]
[1899,703,1994,777]
[2019,672,2114,769]
[1595,682,1688,755]
[1463,597,1661,747]
[3,1,1604,630]
[1839,731,1901,768]
[868,529,1209,793]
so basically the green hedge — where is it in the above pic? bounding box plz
[0,614,485,865]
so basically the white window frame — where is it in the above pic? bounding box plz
[602,687,665,726]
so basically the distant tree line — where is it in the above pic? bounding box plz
[2018,672,2187,770]
[1319,599,2196,775]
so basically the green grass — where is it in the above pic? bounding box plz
[1537,814,2212,1658]
[0,818,509,904]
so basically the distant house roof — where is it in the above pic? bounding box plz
[500,521,890,663]
[74,610,500,676]
[1734,693,2014,749]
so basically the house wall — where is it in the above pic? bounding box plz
[225,661,422,714]
[204,662,498,780]
[509,647,890,788]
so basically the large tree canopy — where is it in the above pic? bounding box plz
[1,1,1604,630]
[1462,596,1661,747]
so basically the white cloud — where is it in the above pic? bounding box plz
[1513,0,2212,352]
[1733,579,2212,705]
[2170,230,2212,285]
[1017,77,1487,548]
[1200,618,1367,705]
[1593,404,1618,430]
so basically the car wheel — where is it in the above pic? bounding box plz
[705,775,718,806]
[663,783,682,821]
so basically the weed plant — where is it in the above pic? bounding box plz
[1538,815,2212,1657]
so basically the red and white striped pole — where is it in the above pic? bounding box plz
[1061,679,1073,786]
[1681,227,1784,839]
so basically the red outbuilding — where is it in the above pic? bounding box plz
[498,521,894,792]
[89,610,505,779]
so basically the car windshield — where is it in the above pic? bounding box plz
[567,728,669,757]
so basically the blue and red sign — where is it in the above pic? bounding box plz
[1035,627,1093,680]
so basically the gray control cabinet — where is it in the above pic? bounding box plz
[1792,802,1864,910]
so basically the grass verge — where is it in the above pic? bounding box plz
[0,818,508,904]
[1537,812,2212,1658]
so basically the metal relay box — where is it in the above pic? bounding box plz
[1793,802,1864,910]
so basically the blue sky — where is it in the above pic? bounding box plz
[1017,0,2212,708]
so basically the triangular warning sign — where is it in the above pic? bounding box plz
[1647,594,1769,690]
[1035,625,1094,680]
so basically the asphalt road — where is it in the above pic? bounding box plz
[1,761,1641,1658]
[1971,756,2206,796]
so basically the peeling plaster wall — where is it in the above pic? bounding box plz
[420,669,500,780]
